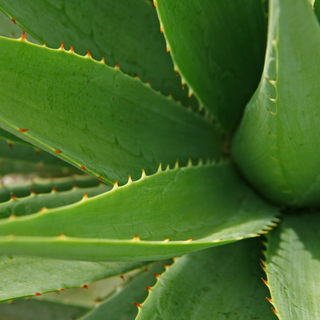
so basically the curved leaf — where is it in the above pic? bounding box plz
[79,262,165,320]
[137,239,276,320]
[0,36,222,185]
[156,0,267,131]
[0,0,196,107]
[232,0,320,206]
[264,213,320,319]
[0,175,100,203]
[0,183,110,218]
[0,160,278,261]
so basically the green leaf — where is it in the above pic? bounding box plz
[0,254,146,301]
[264,213,320,319]
[136,238,276,320]
[79,262,165,320]
[0,175,100,203]
[0,183,110,218]
[0,9,38,43]
[0,36,222,185]
[0,136,81,177]
[0,299,88,320]
[231,0,320,206]
[0,160,278,261]
[0,0,196,108]
[155,0,267,131]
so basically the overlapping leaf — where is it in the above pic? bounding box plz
[0,36,222,185]
[156,0,267,131]
[0,160,278,261]
[232,0,320,206]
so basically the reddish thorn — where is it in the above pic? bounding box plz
[101,57,105,63]
[266,297,273,303]
[120,275,125,281]
[182,83,185,90]
[11,18,16,24]
[9,300,14,304]
[261,278,269,286]
[144,268,148,273]
[133,302,141,308]
[80,165,87,170]
[153,273,160,278]
[54,149,62,153]
[30,189,36,195]
[52,186,57,192]
[166,47,170,53]
[175,70,179,77]
[160,27,163,33]
[83,285,88,289]
[135,74,139,78]
[271,308,278,315]
[145,286,151,290]
[70,45,74,52]
[153,0,156,8]
[10,193,15,200]
[20,30,25,40]
[60,288,65,291]
[44,42,46,47]
[19,128,28,132]
[115,61,120,68]
[162,264,168,268]
[147,79,150,84]
[35,292,41,296]
[260,263,266,271]
[36,149,40,155]
[8,142,13,150]
[60,41,64,50]
[98,175,103,180]
[87,50,91,57]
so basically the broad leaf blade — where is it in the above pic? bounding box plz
[80,262,165,320]
[264,213,320,319]
[0,255,146,301]
[0,36,222,185]
[137,238,276,319]
[0,0,195,107]
[0,299,88,320]
[232,0,320,206]
[0,161,278,261]
[156,0,267,131]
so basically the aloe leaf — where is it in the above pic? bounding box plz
[264,213,320,319]
[79,262,165,320]
[0,184,110,218]
[155,0,267,132]
[0,175,100,203]
[136,238,276,319]
[0,160,278,261]
[0,299,88,320]
[0,0,196,108]
[0,9,38,43]
[0,254,146,301]
[0,36,222,185]
[0,136,81,177]
[232,0,320,206]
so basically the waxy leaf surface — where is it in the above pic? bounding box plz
[232,0,320,206]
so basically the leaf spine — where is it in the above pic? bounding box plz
[112,180,119,191]
[120,275,125,281]
[261,278,269,286]
[19,128,28,132]
[187,158,192,167]
[133,302,141,308]
[20,30,26,41]
[115,61,120,69]
[212,238,222,243]
[60,41,64,50]
[70,45,74,53]
[132,234,140,242]
[82,191,88,200]
[153,0,156,8]
[163,238,169,243]
[127,175,133,185]
[11,18,16,24]
[184,238,193,243]
[86,50,91,58]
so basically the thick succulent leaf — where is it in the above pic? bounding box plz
[0,9,38,43]
[155,0,267,131]
[232,0,320,206]
[137,239,276,319]
[0,36,222,185]
[264,213,320,319]
[0,175,100,203]
[0,0,196,108]
[0,135,81,177]
[80,262,165,320]
[0,160,278,261]
[0,183,110,218]
[0,254,146,301]
[0,299,87,320]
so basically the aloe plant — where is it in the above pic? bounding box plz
[0,0,318,318]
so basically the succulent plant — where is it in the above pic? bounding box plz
[0,0,318,318]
